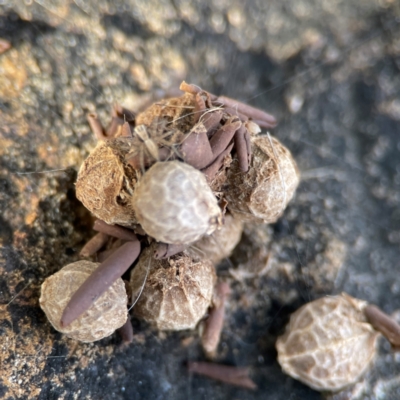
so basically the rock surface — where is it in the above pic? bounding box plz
[1,1,400,399]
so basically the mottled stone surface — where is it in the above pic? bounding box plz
[1,1,400,399]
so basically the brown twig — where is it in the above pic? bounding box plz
[80,232,110,257]
[193,92,207,123]
[201,282,231,358]
[113,104,135,122]
[234,125,250,172]
[179,81,202,95]
[209,118,241,156]
[365,304,400,347]
[61,239,140,327]
[216,95,277,128]
[201,143,234,181]
[201,110,223,136]
[181,123,214,169]
[93,220,138,242]
[117,317,134,343]
[87,113,107,140]
[187,362,257,390]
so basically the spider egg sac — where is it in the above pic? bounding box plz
[135,93,195,133]
[131,160,222,244]
[226,135,300,223]
[187,213,243,265]
[40,260,128,342]
[130,246,216,330]
[276,293,379,392]
[75,139,139,226]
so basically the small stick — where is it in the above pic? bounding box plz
[106,117,124,138]
[112,104,124,117]
[154,243,186,259]
[93,220,138,242]
[201,111,223,136]
[179,81,202,95]
[113,104,135,122]
[80,232,110,257]
[97,247,120,263]
[201,143,234,181]
[251,119,277,129]
[87,113,107,140]
[216,96,277,128]
[234,125,250,172]
[187,362,257,390]
[181,123,214,169]
[244,124,252,158]
[179,81,218,100]
[364,304,400,347]
[201,282,231,358]
[209,118,241,156]
[61,239,140,327]
[193,93,207,123]
[127,153,152,170]
[117,318,134,343]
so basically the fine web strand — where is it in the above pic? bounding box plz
[128,256,151,312]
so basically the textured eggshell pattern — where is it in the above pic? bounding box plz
[276,294,379,392]
[135,93,195,133]
[188,213,243,264]
[40,261,128,342]
[226,135,300,223]
[76,140,138,226]
[131,160,222,244]
[130,246,216,330]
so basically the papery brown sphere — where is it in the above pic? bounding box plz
[135,93,195,133]
[40,260,128,342]
[188,213,243,265]
[132,160,222,244]
[276,294,379,392]
[76,139,139,226]
[226,135,300,223]
[130,246,216,330]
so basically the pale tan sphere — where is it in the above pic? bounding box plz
[226,135,300,223]
[131,160,222,244]
[40,260,128,342]
[76,139,139,227]
[130,246,216,330]
[276,293,379,392]
[188,213,244,265]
